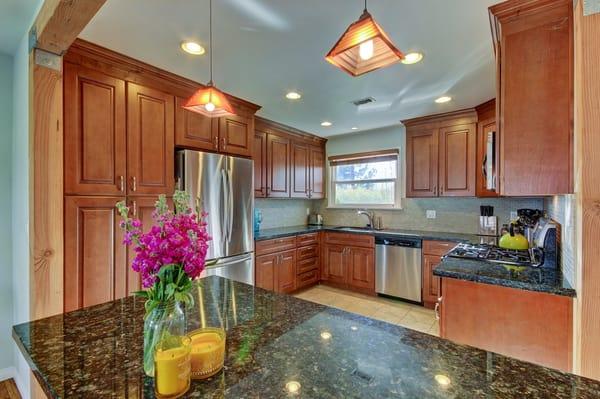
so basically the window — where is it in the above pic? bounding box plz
[328,149,401,208]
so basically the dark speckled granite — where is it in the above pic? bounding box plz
[255,225,482,244]
[13,276,597,397]
[434,257,576,297]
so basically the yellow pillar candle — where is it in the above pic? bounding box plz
[154,337,191,398]
[188,328,226,379]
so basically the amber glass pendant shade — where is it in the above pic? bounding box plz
[326,10,404,76]
[182,83,235,118]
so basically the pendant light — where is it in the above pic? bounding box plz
[183,0,235,117]
[325,0,404,77]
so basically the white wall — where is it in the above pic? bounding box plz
[0,52,14,373]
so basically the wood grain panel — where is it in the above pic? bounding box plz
[322,244,346,284]
[296,257,319,275]
[253,130,267,197]
[255,254,275,291]
[440,278,573,372]
[175,96,217,152]
[267,133,291,198]
[439,124,476,196]
[296,232,319,247]
[475,111,499,197]
[64,196,126,312]
[423,240,457,256]
[297,244,319,261]
[127,83,175,196]
[219,114,253,157]
[255,236,296,256]
[64,63,126,195]
[346,247,375,291]
[422,254,442,308]
[309,146,325,199]
[275,249,296,294]
[291,141,309,198]
[406,129,438,197]
[323,232,374,248]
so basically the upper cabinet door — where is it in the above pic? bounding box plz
[218,114,253,157]
[64,63,126,195]
[406,129,439,197]
[64,196,126,312]
[492,0,573,195]
[254,130,267,198]
[127,83,175,196]
[309,146,325,199]
[291,141,309,198]
[267,133,291,198]
[476,117,499,197]
[175,97,218,152]
[439,124,476,197]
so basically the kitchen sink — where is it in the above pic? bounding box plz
[331,226,375,232]
[331,226,420,238]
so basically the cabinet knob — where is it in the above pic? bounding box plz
[131,176,137,192]
[434,296,443,320]
[118,176,124,192]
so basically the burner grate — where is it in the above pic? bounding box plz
[446,243,543,267]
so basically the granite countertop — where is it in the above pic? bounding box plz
[434,257,576,297]
[255,225,482,244]
[14,276,598,398]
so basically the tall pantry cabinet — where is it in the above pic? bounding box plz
[63,40,260,312]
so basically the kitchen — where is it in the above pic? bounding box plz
[1,0,600,398]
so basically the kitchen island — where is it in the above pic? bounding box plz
[13,276,600,398]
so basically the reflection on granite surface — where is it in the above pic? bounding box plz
[434,257,576,297]
[14,277,597,398]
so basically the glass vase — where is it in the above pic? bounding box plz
[143,300,186,377]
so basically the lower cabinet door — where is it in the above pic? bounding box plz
[255,254,276,291]
[276,249,296,294]
[346,247,375,291]
[322,244,347,284]
[423,254,442,306]
[64,196,127,312]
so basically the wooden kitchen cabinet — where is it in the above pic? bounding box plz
[254,130,267,197]
[440,277,573,372]
[438,124,476,197]
[127,83,175,196]
[309,146,325,199]
[64,196,127,312]
[291,141,310,198]
[475,99,499,197]
[406,129,438,197]
[266,132,292,198]
[322,244,347,285]
[490,0,573,195]
[175,96,217,152]
[422,240,456,308]
[276,250,297,294]
[404,110,477,198]
[218,114,254,157]
[346,247,375,291]
[64,63,127,196]
[255,254,276,291]
[322,233,375,294]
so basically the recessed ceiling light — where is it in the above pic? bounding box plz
[401,52,424,65]
[181,41,205,55]
[320,331,332,340]
[435,96,452,104]
[321,121,332,127]
[435,374,451,387]
[350,325,358,331]
[286,91,302,100]
[351,127,358,130]
[285,381,301,394]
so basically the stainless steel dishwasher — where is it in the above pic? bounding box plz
[375,235,422,303]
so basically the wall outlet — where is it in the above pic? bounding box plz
[426,210,436,219]
[510,211,518,220]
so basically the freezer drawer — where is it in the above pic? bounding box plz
[200,253,254,286]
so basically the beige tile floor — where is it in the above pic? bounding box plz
[294,284,439,336]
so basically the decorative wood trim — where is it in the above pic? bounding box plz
[489,0,572,23]
[66,39,261,114]
[401,108,478,129]
[255,116,326,146]
[475,98,496,121]
[327,149,399,162]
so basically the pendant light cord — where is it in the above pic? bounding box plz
[364,0,367,11]
[209,0,213,85]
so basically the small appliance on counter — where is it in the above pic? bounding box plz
[446,216,558,269]
[478,205,498,237]
[254,208,263,232]
[307,213,324,226]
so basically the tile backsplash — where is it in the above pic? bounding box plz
[254,198,312,229]
[544,195,576,287]
[312,197,544,234]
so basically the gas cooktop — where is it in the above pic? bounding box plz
[445,243,544,267]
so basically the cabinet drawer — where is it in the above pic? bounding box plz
[423,240,457,256]
[297,257,319,275]
[297,232,319,247]
[296,269,319,290]
[255,236,297,256]
[297,244,319,260]
[324,232,374,248]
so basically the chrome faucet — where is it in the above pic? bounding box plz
[357,209,375,229]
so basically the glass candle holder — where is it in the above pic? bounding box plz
[154,335,191,399]
[187,328,226,379]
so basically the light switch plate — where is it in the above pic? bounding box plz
[426,210,436,219]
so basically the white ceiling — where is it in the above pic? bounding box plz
[81,0,498,137]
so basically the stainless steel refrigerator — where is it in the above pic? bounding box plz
[176,150,254,285]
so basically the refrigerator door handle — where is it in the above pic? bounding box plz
[221,168,229,246]
[207,253,253,268]
[227,168,234,242]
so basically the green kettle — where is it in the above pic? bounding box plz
[499,223,529,250]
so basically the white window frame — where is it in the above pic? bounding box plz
[327,152,402,210]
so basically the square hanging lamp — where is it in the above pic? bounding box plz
[326,9,404,77]
[182,82,235,117]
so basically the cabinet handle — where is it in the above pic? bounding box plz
[433,185,437,196]
[434,296,442,321]
[213,136,219,149]
[119,176,124,192]
[221,137,226,149]
[131,176,137,192]
[132,200,137,217]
